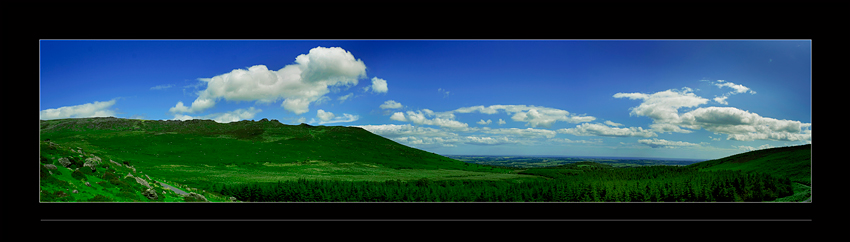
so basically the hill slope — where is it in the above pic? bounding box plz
[39,117,528,202]
[687,144,811,185]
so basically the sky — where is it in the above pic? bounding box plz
[39,40,811,160]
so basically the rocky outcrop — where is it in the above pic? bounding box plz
[134,177,151,189]
[187,192,207,202]
[143,188,158,200]
[85,182,91,187]
[110,159,123,167]
[44,164,58,170]
[58,157,71,168]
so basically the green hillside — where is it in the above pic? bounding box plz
[687,144,811,185]
[39,117,530,202]
[686,144,811,202]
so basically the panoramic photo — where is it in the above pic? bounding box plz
[39,40,811,203]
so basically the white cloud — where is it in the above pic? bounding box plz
[713,96,729,105]
[316,109,335,122]
[390,112,407,122]
[549,138,603,144]
[477,119,492,125]
[296,117,307,124]
[498,119,506,125]
[604,120,623,127]
[150,84,174,90]
[616,86,810,142]
[367,77,388,94]
[707,80,756,105]
[210,107,262,123]
[402,110,469,130]
[480,127,557,138]
[715,81,756,94]
[638,138,700,148]
[40,99,118,120]
[170,46,367,115]
[557,123,657,138]
[356,124,459,138]
[463,136,518,146]
[316,109,359,124]
[734,144,775,151]
[451,105,595,128]
[171,107,262,123]
[379,100,403,109]
[337,93,354,103]
[679,106,811,142]
[614,88,709,124]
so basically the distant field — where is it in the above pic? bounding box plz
[448,155,703,168]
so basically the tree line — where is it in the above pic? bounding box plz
[214,166,792,202]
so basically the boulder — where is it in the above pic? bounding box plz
[143,188,158,200]
[83,161,97,172]
[44,164,58,170]
[72,190,78,194]
[126,172,134,178]
[187,192,207,202]
[85,182,91,187]
[110,160,123,167]
[230,197,238,202]
[58,157,71,168]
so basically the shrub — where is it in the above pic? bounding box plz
[40,155,52,164]
[88,194,113,202]
[102,171,118,180]
[71,169,86,180]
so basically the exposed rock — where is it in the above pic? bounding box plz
[145,174,152,180]
[83,160,98,172]
[58,157,71,168]
[187,192,207,202]
[134,177,151,189]
[230,197,238,202]
[126,172,134,178]
[72,190,78,194]
[85,182,91,187]
[143,189,158,200]
[110,159,123,167]
[44,164,58,170]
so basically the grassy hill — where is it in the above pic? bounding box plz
[686,144,811,202]
[39,117,534,202]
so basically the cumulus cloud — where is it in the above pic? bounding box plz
[40,99,118,120]
[498,119,506,125]
[638,138,700,148]
[557,123,657,138]
[379,100,403,109]
[365,77,388,94]
[679,106,811,142]
[394,110,470,130]
[171,107,262,123]
[614,88,709,124]
[150,84,174,90]
[316,109,359,124]
[451,105,595,128]
[170,46,367,115]
[477,119,492,125]
[390,112,407,122]
[616,86,810,142]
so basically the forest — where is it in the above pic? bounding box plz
[214,165,793,202]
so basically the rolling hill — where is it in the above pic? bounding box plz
[39,117,527,202]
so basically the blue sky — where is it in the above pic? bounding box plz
[39,40,811,160]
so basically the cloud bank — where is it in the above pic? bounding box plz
[170,46,367,115]
[40,99,118,120]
